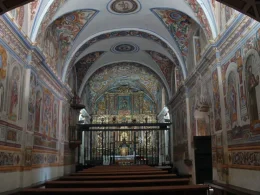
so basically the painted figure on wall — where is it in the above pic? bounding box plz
[0,83,4,112]
[227,72,238,125]
[27,74,36,131]
[212,70,222,130]
[246,64,259,121]
[34,90,42,132]
[236,49,243,84]
[53,102,58,138]
[9,67,20,122]
[0,45,7,80]
[42,89,53,137]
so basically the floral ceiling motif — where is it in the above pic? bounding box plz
[109,0,140,14]
[75,51,105,90]
[64,30,182,81]
[87,62,164,105]
[35,0,67,46]
[145,50,174,88]
[151,8,194,59]
[185,0,213,39]
[45,9,98,75]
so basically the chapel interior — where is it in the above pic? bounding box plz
[0,0,260,194]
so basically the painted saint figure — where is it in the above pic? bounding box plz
[34,90,42,132]
[247,65,259,121]
[9,67,20,121]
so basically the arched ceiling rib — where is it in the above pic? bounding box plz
[85,62,166,109]
[62,28,186,82]
[78,52,172,97]
[28,0,217,81]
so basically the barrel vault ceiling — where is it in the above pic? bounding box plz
[3,0,222,109]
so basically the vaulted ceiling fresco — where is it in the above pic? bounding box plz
[75,51,105,90]
[63,30,182,81]
[86,62,164,107]
[4,0,218,104]
[152,9,195,60]
[145,50,174,88]
[43,9,97,73]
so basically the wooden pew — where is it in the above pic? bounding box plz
[21,185,209,195]
[71,170,168,176]
[45,178,190,188]
[60,174,177,181]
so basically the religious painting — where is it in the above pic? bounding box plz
[235,49,243,84]
[256,28,260,54]
[24,147,32,167]
[0,45,7,80]
[8,67,20,122]
[34,89,42,132]
[118,96,131,115]
[193,36,201,64]
[62,103,69,141]
[152,9,193,58]
[30,0,40,21]
[9,6,25,27]
[227,72,238,127]
[96,96,106,115]
[110,0,139,14]
[42,89,53,137]
[46,10,97,75]
[145,51,173,87]
[197,118,207,136]
[212,69,222,131]
[52,100,59,138]
[245,55,259,123]
[27,74,37,132]
[0,82,4,113]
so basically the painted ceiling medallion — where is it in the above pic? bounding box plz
[111,43,139,53]
[108,0,141,14]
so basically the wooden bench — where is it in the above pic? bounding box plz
[21,185,209,195]
[45,178,190,188]
[72,170,168,176]
[60,174,177,181]
[79,168,163,173]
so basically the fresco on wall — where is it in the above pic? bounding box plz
[185,0,213,39]
[30,0,40,21]
[0,45,7,80]
[118,96,131,115]
[173,101,188,162]
[212,69,222,131]
[8,67,20,122]
[36,0,67,47]
[145,51,173,88]
[245,55,259,123]
[9,6,25,27]
[65,30,181,80]
[42,89,53,137]
[94,86,155,117]
[53,100,59,138]
[152,9,193,59]
[227,72,238,128]
[193,36,201,64]
[27,73,37,132]
[34,88,42,132]
[88,62,164,109]
[74,51,105,90]
[44,9,97,75]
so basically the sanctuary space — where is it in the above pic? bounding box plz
[0,0,260,194]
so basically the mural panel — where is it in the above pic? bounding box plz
[152,8,193,59]
[27,73,37,132]
[212,69,222,131]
